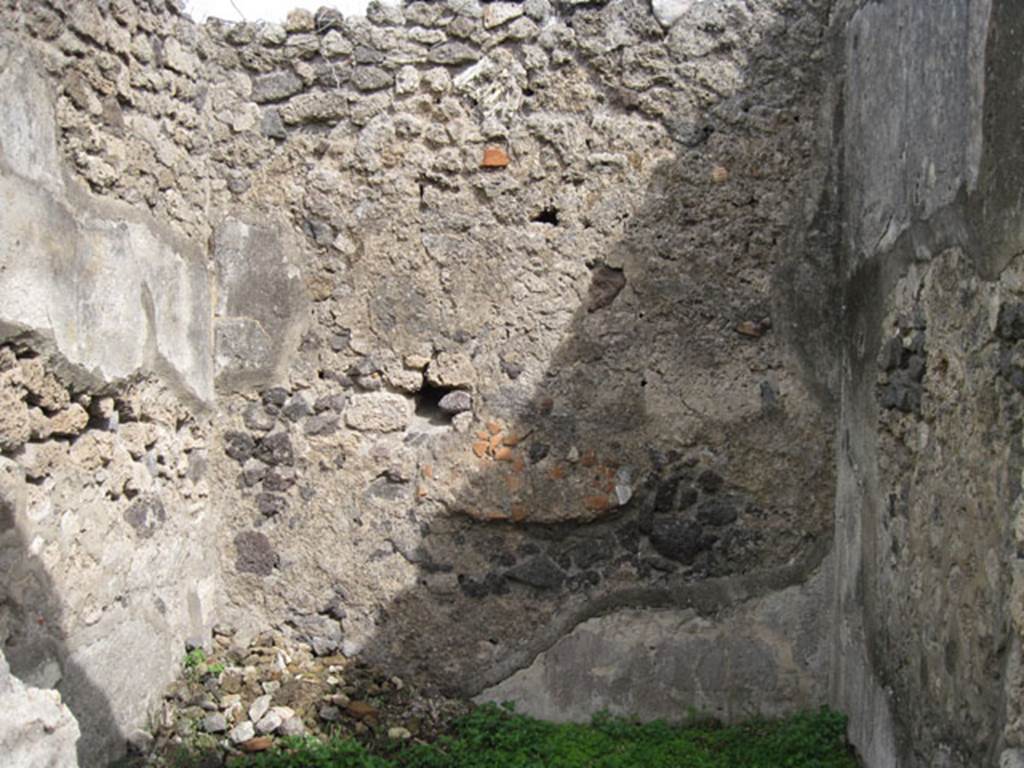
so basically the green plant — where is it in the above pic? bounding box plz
[239,736,390,768]
[183,648,206,670]
[226,704,860,768]
[208,662,226,676]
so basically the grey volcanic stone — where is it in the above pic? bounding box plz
[438,390,472,414]
[319,705,341,722]
[241,459,268,487]
[304,414,339,436]
[261,108,287,139]
[251,71,304,103]
[235,531,279,576]
[315,8,344,31]
[202,712,227,733]
[224,431,256,463]
[427,42,479,65]
[696,499,738,527]
[123,495,167,538]
[262,467,295,492]
[281,394,312,422]
[262,388,289,409]
[243,403,276,432]
[313,394,347,413]
[696,469,724,493]
[998,303,1024,340]
[256,432,294,466]
[649,518,706,563]
[256,492,287,517]
[351,66,392,91]
[506,556,564,589]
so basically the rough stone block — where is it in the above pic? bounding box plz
[345,393,412,432]
[426,351,475,389]
[0,649,80,768]
[235,531,279,576]
[250,70,304,103]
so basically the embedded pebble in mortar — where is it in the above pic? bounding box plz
[614,467,633,506]
[650,0,701,29]
[438,390,473,415]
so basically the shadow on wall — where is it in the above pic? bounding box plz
[280,0,842,723]
[0,491,120,764]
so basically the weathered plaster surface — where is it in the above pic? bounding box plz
[824,0,1024,765]
[479,561,831,723]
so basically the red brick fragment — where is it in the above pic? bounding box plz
[481,146,509,168]
[494,446,514,462]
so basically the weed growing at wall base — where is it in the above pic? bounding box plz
[233,704,860,768]
[183,649,206,670]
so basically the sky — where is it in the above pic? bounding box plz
[183,0,371,22]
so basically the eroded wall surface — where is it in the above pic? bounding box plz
[0,8,221,763]
[826,0,1024,765]
[0,0,839,763]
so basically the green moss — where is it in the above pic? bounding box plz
[234,704,859,768]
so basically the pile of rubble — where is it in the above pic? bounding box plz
[138,625,470,764]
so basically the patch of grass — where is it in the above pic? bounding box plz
[237,737,390,768]
[234,704,859,768]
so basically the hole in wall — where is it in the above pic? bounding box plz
[413,383,460,427]
[532,206,560,225]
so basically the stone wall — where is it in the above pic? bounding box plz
[4,2,1023,767]
[0,0,926,765]
[16,0,1024,765]
[192,0,836,718]
[824,0,1024,766]
[0,10,221,763]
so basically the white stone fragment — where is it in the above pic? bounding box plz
[229,720,255,745]
[248,693,272,723]
[0,649,81,768]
